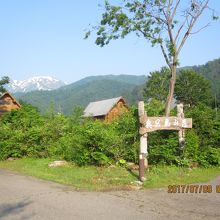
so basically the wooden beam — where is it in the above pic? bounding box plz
[138,101,147,182]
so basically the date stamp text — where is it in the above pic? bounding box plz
[168,184,220,193]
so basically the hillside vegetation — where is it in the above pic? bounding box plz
[15,58,220,114]
[16,75,146,114]
[190,58,220,105]
[0,101,219,168]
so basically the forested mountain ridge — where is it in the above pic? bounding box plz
[14,58,220,114]
[190,58,220,104]
[15,75,146,114]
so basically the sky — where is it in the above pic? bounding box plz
[0,0,220,84]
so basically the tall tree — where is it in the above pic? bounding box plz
[175,69,213,107]
[143,68,213,107]
[86,0,217,116]
[0,76,10,93]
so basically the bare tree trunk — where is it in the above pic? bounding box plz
[165,64,177,117]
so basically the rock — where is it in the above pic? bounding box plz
[133,180,143,185]
[127,162,139,170]
[48,160,68,168]
[7,157,15,161]
[127,162,135,167]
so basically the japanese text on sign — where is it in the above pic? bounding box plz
[140,116,192,133]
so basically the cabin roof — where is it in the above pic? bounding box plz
[0,92,21,108]
[84,96,125,117]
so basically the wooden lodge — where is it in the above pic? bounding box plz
[84,96,128,122]
[0,92,21,116]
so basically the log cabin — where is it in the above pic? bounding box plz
[84,96,128,122]
[0,92,21,116]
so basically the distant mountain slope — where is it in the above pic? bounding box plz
[186,58,220,104]
[7,76,66,93]
[15,75,147,114]
[15,58,220,115]
[58,74,146,91]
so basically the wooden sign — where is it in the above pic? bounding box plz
[139,116,192,134]
[138,101,192,182]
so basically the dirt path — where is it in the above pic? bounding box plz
[0,169,220,220]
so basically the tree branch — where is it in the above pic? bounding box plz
[177,0,209,56]
[160,42,171,69]
[174,15,188,43]
[190,22,210,34]
[171,0,181,21]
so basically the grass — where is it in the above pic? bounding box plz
[0,158,136,191]
[0,158,220,191]
[143,165,220,188]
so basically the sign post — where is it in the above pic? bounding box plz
[138,101,147,182]
[138,102,192,182]
[177,103,185,149]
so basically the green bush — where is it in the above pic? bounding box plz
[198,147,220,167]
[183,129,199,161]
[148,131,178,165]
[51,110,139,166]
[0,102,219,168]
[0,105,47,159]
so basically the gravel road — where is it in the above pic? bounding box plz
[0,169,220,220]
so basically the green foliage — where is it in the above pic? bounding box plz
[116,159,127,167]
[145,99,165,116]
[0,105,47,159]
[175,70,213,107]
[148,131,178,165]
[91,152,111,166]
[185,104,220,149]
[143,68,214,108]
[0,76,10,93]
[48,107,139,166]
[0,100,219,168]
[143,67,170,103]
[191,58,220,105]
[197,147,220,168]
[89,0,171,49]
[183,129,199,161]
[138,97,220,168]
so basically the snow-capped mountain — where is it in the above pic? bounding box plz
[7,76,66,93]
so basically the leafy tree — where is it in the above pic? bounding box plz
[175,69,213,107]
[143,68,213,107]
[143,67,170,102]
[192,58,220,106]
[185,104,220,149]
[86,0,217,116]
[0,76,10,93]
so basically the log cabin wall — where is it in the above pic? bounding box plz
[0,93,21,116]
[105,99,128,122]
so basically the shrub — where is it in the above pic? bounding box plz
[148,131,178,165]
[198,147,220,167]
[0,102,219,168]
